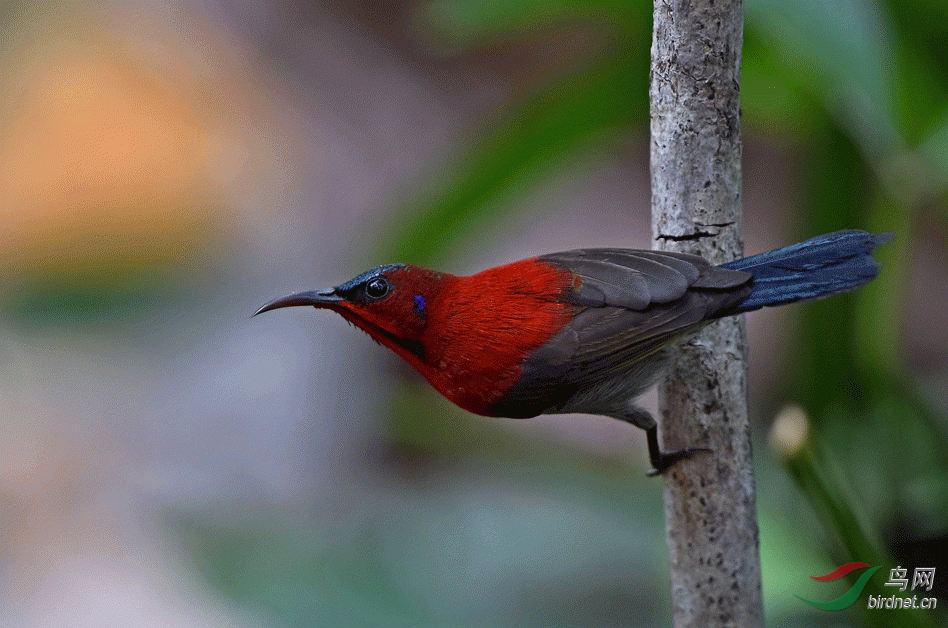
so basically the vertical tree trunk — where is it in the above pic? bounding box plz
[649,0,764,626]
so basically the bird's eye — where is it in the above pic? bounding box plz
[365,277,390,299]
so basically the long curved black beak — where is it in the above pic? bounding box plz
[253,289,342,317]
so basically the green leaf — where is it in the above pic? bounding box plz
[382,52,647,266]
[419,0,643,50]
[917,106,948,196]
[746,0,902,163]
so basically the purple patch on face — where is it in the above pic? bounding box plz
[414,295,425,314]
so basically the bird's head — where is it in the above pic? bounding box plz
[254,264,449,364]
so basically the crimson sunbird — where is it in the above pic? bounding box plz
[255,229,892,474]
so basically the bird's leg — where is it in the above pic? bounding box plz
[619,406,710,475]
[645,425,711,476]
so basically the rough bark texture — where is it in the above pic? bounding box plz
[649,0,764,626]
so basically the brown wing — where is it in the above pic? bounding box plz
[487,249,752,417]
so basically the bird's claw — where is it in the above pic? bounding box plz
[647,446,712,476]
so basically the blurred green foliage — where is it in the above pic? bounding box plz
[385,0,948,266]
[183,0,948,626]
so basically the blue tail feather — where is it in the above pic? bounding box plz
[720,230,894,313]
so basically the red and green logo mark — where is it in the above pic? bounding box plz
[796,562,882,610]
